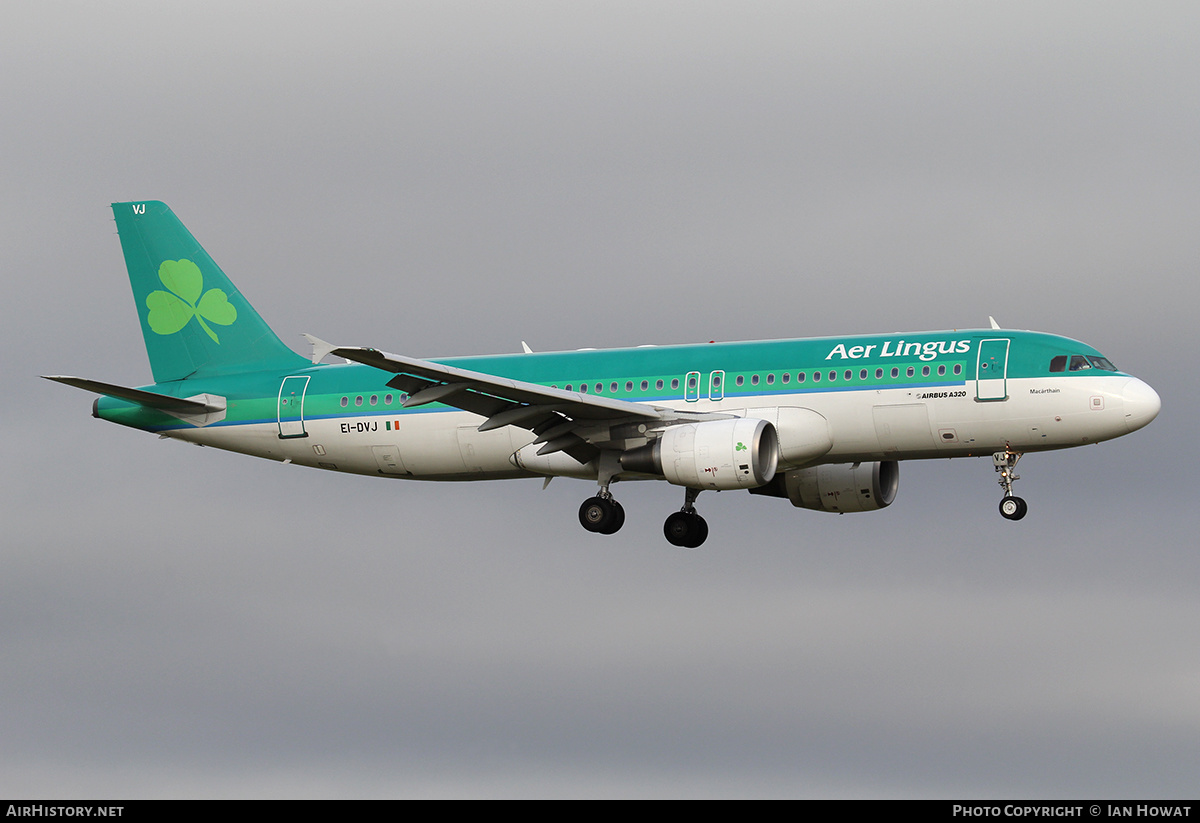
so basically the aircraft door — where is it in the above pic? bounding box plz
[709,370,725,402]
[975,339,1010,402]
[278,375,311,438]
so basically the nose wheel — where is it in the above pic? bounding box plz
[994,449,1027,521]
[999,495,1027,521]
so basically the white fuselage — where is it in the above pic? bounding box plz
[167,372,1151,482]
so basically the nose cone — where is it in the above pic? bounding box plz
[1122,378,1161,433]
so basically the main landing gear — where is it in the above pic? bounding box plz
[664,487,708,549]
[993,449,1028,521]
[579,493,625,535]
[578,484,709,548]
[579,453,627,535]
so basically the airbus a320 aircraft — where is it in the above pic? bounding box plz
[47,202,1161,547]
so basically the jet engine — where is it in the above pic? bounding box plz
[749,461,899,512]
[620,418,778,490]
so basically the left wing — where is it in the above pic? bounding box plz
[322,342,726,463]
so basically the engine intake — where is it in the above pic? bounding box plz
[621,418,778,490]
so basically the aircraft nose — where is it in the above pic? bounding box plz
[1122,377,1161,433]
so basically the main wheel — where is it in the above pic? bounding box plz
[999,496,1028,521]
[580,496,623,534]
[663,511,708,548]
[599,499,625,534]
[684,514,708,549]
[579,497,611,532]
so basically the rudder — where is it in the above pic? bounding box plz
[112,200,307,383]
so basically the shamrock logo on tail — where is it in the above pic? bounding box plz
[146,259,237,343]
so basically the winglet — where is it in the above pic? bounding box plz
[988,316,1001,330]
[302,333,337,364]
[521,341,533,354]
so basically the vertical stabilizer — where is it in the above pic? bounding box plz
[112,200,307,383]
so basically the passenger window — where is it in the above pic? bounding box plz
[812,371,820,383]
[953,364,962,375]
[370,395,378,405]
[610,382,618,393]
[782,373,790,384]
[860,369,867,380]
[1049,355,1067,373]
[766,374,774,385]
[906,367,914,377]
[736,375,744,386]
[921,366,930,377]
[828,371,837,382]
[340,397,348,407]
[751,375,759,386]
[797,372,805,383]
[595,383,603,393]
[656,379,664,390]
[355,396,363,406]
[625,381,633,392]
[580,384,588,393]
[671,378,679,390]
[937,365,945,376]
[891,368,899,378]
[641,380,648,391]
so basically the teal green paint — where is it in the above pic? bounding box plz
[147,259,238,343]
[93,328,1124,434]
[113,201,307,383]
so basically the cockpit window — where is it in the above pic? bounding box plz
[1053,354,1118,373]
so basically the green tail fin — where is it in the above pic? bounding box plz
[112,200,307,383]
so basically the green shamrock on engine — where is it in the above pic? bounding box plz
[145,259,237,344]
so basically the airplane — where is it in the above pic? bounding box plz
[46,201,1162,548]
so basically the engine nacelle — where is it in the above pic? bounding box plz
[621,418,778,490]
[749,461,899,512]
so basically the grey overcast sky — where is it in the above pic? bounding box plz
[3,1,1198,798]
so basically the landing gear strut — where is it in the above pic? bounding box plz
[579,452,625,535]
[664,487,708,548]
[993,449,1027,521]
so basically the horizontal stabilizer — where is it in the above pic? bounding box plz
[43,376,227,425]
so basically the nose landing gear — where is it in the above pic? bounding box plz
[993,449,1027,521]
